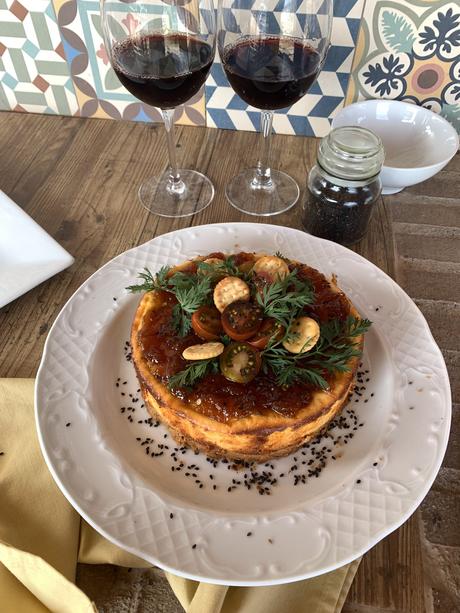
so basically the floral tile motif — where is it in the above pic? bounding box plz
[52,0,206,125]
[347,0,460,133]
[205,0,365,136]
[0,0,78,115]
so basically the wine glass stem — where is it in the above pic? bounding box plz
[253,110,274,189]
[162,108,186,196]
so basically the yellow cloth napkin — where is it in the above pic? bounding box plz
[0,379,360,612]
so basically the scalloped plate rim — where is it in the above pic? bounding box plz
[34,222,451,586]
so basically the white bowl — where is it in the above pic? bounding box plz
[332,100,459,195]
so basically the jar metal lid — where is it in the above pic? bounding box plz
[318,126,385,181]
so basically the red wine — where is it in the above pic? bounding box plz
[112,33,214,109]
[222,37,320,110]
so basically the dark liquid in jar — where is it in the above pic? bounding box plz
[302,171,381,246]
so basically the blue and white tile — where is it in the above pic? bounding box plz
[0,0,78,115]
[206,0,365,136]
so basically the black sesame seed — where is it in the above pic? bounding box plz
[192,544,197,549]
[170,513,174,519]
[65,422,71,427]
[246,532,252,537]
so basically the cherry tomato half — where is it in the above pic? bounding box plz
[221,301,264,341]
[247,318,285,350]
[219,342,261,384]
[191,306,223,341]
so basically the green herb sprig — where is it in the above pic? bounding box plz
[126,265,213,337]
[197,256,251,281]
[262,316,371,389]
[126,265,171,293]
[274,251,290,263]
[256,270,314,327]
[170,275,213,336]
[168,357,219,390]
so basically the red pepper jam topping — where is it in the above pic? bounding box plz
[298,265,349,322]
[137,255,352,423]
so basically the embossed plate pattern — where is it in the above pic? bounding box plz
[35,223,451,585]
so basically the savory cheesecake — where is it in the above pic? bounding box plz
[130,253,368,462]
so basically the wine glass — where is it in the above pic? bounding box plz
[218,0,332,216]
[101,0,216,217]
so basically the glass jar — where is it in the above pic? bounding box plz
[302,126,384,246]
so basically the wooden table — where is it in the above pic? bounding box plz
[0,111,458,613]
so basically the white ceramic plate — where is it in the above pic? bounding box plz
[0,191,74,308]
[35,223,451,586]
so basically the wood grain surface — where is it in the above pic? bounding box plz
[0,111,458,612]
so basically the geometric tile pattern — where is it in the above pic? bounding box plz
[346,0,460,134]
[53,0,206,126]
[205,0,365,136]
[0,0,78,115]
[1,0,456,135]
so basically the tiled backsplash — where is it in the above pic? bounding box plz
[0,0,458,135]
[346,0,460,132]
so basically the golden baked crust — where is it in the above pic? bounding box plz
[131,253,363,462]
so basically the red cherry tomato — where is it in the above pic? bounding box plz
[248,318,285,349]
[219,342,262,384]
[221,301,264,341]
[191,306,223,341]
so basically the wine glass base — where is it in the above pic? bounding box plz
[138,169,215,218]
[225,168,299,217]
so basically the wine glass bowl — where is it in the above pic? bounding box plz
[218,0,333,216]
[101,0,216,217]
[111,34,214,110]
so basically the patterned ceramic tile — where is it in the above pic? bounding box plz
[346,0,460,133]
[205,0,365,136]
[0,0,78,115]
[52,0,206,125]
